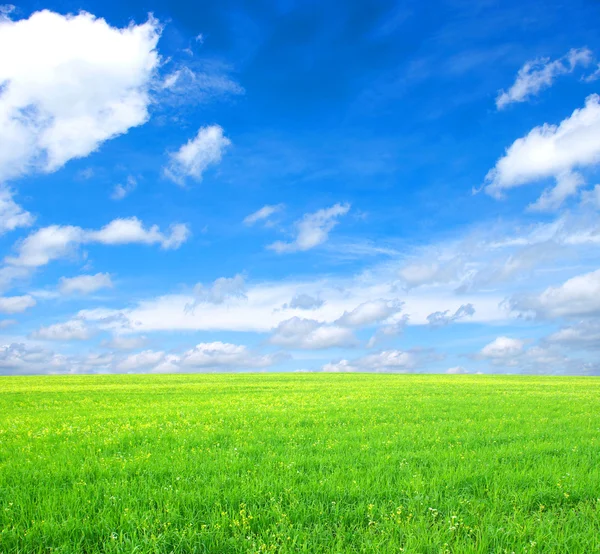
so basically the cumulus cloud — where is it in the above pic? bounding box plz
[484,94,600,209]
[186,274,246,312]
[6,217,189,268]
[117,349,166,372]
[268,203,350,253]
[509,269,600,319]
[480,337,525,363]
[323,349,418,373]
[496,48,592,109]
[269,317,357,349]
[283,293,324,310]
[0,10,161,181]
[58,273,113,295]
[446,366,468,374]
[546,321,600,349]
[336,299,402,327]
[243,204,284,226]
[32,319,93,341]
[0,294,36,313]
[164,125,231,185]
[102,335,148,351]
[0,343,69,375]
[111,176,137,200]
[0,188,34,235]
[117,342,281,372]
[427,303,475,327]
[367,315,409,348]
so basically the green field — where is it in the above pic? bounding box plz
[1,374,599,553]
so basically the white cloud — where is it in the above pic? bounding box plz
[6,225,84,267]
[58,273,113,295]
[6,217,190,268]
[0,188,33,235]
[480,337,525,361]
[546,321,600,349]
[0,319,17,329]
[0,10,160,181]
[323,349,417,373]
[528,171,585,212]
[117,342,281,372]
[581,184,600,208]
[509,269,600,319]
[270,317,357,349]
[32,319,92,341]
[117,349,166,372]
[243,204,284,226]
[111,176,137,200]
[177,341,278,370]
[283,293,323,310]
[268,203,350,253]
[89,217,190,249]
[190,274,246,305]
[496,48,592,109]
[0,343,69,375]
[484,94,600,208]
[102,335,148,351]
[0,294,35,313]
[336,299,402,327]
[427,303,475,327]
[446,366,468,374]
[159,65,244,104]
[164,125,231,185]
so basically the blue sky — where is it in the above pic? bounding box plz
[1,0,600,374]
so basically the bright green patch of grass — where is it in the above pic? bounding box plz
[0,374,599,553]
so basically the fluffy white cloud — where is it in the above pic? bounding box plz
[31,319,93,341]
[509,269,600,319]
[58,273,113,295]
[102,335,148,351]
[270,317,357,349]
[480,337,525,361]
[6,217,189,268]
[111,176,137,200]
[178,342,278,370]
[0,188,33,235]
[336,299,402,327]
[446,366,468,374]
[164,125,231,185]
[268,203,350,253]
[190,274,246,306]
[0,343,69,375]
[89,218,189,248]
[427,303,475,327]
[484,95,600,208]
[0,10,160,181]
[117,342,281,372]
[496,48,592,109]
[323,349,417,373]
[0,294,36,313]
[117,349,166,372]
[243,204,284,226]
[546,321,600,349]
[283,293,324,310]
[528,171,585,212]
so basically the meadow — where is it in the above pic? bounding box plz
[0,374,599,553]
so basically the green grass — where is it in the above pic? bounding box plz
[1,374,599,553]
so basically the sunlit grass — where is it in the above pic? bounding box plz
[1,374,599,553]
